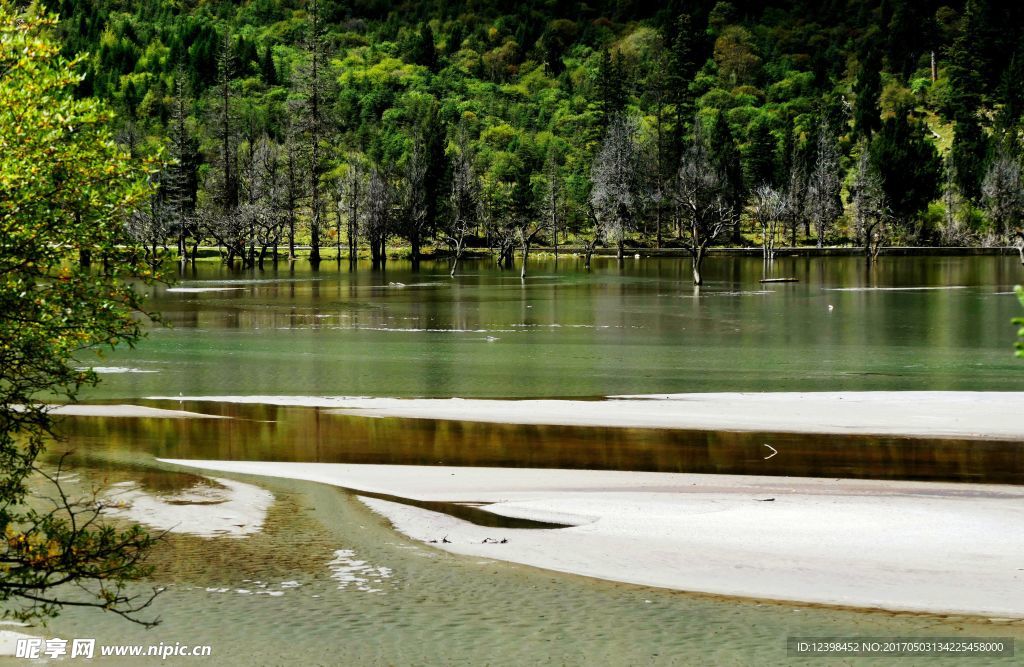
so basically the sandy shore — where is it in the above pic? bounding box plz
[159,460,1024,617]
[148,392,1024,438]
[48,404,223,419]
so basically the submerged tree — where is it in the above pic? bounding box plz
[850,147,889,262]
[291,0,332,265]
[366,167,397,269]
[751,184,785,261]
[673,127,732,286]
[445,129,480,277]
[337,152,368,267]
[0,5,159,625]
[806,121,843,248]
[590,114,645,260]
[981,142,1024,244]
[1014,286,1024,357]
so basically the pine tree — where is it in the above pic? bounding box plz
[598,49,627,127]
[743,119,777,189]
[666,13,699,155]
[870,109,942,233]
[944,1,986,123]
[260,45,277,86]
[950,118,989,202]
[412,23,438,72]
[853,45,882,139]
[214,32,238,213]
[291,1,332,264]
[166,72,200,260]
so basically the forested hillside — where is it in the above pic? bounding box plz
[44,0,1024,279]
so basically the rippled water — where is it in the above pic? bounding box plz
[11,456,1021,666]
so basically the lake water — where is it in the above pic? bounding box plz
[82,254,1024,399]
[8,255,1023,665]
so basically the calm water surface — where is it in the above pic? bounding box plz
[9,256,1023,665]
[82,255,1024,398]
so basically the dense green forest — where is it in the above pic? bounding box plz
[43,0,1024,280]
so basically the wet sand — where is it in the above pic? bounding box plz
[49,404,224,419]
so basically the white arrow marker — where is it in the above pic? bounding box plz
[763,444,778,460]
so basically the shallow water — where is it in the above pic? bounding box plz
[9,255,1024,664]
[11,455,1022,666]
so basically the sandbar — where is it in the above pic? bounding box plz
[158,460,1024,617]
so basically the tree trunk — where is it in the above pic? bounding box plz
[288,217,296,260]
[656,203,662,249]
[449,240,463,278]
[410,231,421,269]
[335,204,342,261]
[520,240,530,279]
[864,223,873,264]
[691,245,705,286]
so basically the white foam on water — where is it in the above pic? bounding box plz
[824,286,969,292]
[327,549,393,593]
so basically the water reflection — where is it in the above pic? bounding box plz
[81,255,1024,400]
[55,402,1024,485]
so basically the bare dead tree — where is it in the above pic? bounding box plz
[515,216,547,280]
[806,121,843,248]
[590,114,644,260]
[366,167,397,270]
[282,128,303,260]
[981,142,1024,245]
[445,131,480,277]
[403,137,429,266]
[850,148,889,263]
[125,167,173,269]
[237,138,261,268]
[581,202,603,270]
[673,129,731,285]
[751,183,785,261]
[239,135,285,267]
[782,154,809,247]
[338,153,367,268]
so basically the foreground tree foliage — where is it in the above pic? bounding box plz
[0,4,160,625]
